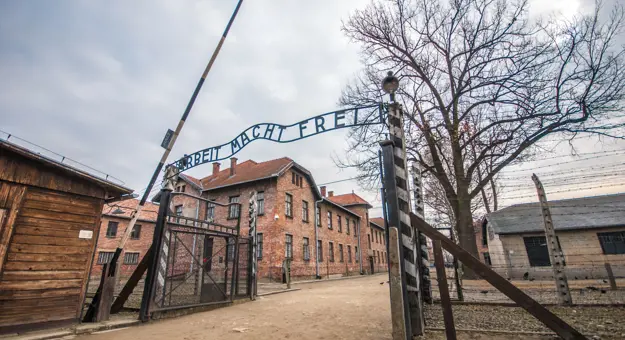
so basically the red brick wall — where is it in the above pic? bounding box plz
[368,224,388,273]
[92,215,156,277]
[474,220,490,264]
[94,166,383,283]
[316,201,362,278]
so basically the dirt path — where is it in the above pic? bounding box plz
[73,274,622,340]
[76,275,392,340]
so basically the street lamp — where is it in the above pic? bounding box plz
[112,206,125,214]
[381,71,399,102]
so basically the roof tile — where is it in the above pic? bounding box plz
[200,157,293,190]
[327,193,372,208]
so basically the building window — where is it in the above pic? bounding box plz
[329,242,334,262]
[285,193,293,218]
[337,215,342,233]
[175,205,183,222]
[598,231,625,254]
[481,222,488,246]
[257,191,265,215]
[483,252,492,266]
[355,246,359,262]
[347,245,352,263]
[257,233,263,259]
[97,251,115,264]
[106,221,118,238]
[368,234,372,249]
[346,219,350,235]
[124,252,140,265]
[226,239,235,262]
[176,184,186,193]
[317,240,323,262]
[285,234,293,259]
[130,224,141,239]
[523,236,551,267]
[228,196,240,219]
[327,211,333,229]
[302,200,309,222]
[303,237,310,261]
[292,172,296,184]
[316,206,321,227]
[206,200,215,221]
[354,221,359,238]
[339,244,344,262]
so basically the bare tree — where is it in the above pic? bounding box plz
[339,0,625,262]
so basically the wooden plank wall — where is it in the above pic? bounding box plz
[0,149,106,200]
[0,186,101,329]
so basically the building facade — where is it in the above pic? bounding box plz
[0,140,131,333]
[484,193,625,279]
[92,157,389,282]
[91,199,159,278]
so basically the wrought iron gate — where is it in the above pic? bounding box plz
[142,191,252,317]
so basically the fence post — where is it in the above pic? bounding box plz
[433,240,457,340]
[605,263,617,290]
[139,186,172,322]
[532,174,572,305]
[286,258,291,289]
[449,230,463,302]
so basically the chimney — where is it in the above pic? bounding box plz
[230,157,237,176]
[212,162,221,175]
[328,191,334,197]
[320,186,327,197]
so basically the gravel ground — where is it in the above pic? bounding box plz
[425,304,625,339]
[75,275,624,340]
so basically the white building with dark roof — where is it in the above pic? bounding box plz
[482,193,625,279]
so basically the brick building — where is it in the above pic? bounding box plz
[483,193,625,279]
[92,157,389,281]
[91,199,159,277]
[474,220,492,266]
[368,217,389,274]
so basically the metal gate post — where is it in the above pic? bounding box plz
[139,187,172,321]
[381,95,424,337]
[532,174,572,305]
[248,191,258,299]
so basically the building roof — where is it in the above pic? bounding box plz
[179,173,203,191]
[327,193,372,208]
[200,158,289,190]
[0,139,132,197]
[103,198,159,222]
[322,198,361,218]
[486,193,625,235]
[370,217,386,230]
[198,157,323,200]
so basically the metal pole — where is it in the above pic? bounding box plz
[107,0,245,277]
[381,141,411,340]
[383,98,424,336]
[532,174,572,305]
[411,162,432,303]
[249,191,258,299]
[139,186,173,322]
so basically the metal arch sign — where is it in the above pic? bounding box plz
[172,103,387,172]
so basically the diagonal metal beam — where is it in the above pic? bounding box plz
[410,213,587,340]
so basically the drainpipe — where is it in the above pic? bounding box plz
[357,219,363,274]
[314,198,323,279]
[190,199,200,272]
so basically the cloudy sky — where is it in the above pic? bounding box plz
[1,0,624,219]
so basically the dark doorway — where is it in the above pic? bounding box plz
[369,257,374,274]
